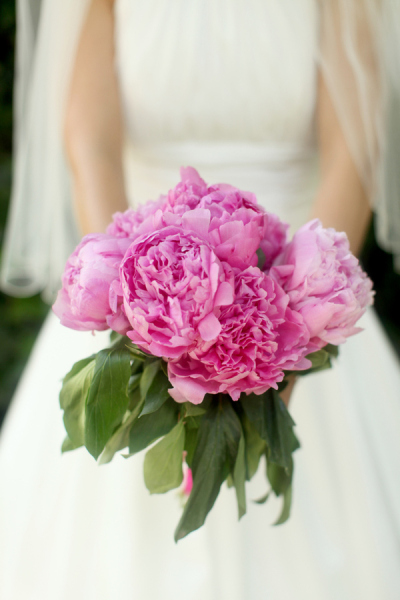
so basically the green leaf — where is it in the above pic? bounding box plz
[254,491,270,505]
[325,343,339,358]
[127,389,142,416]
[144,420,185,494]
[274,484,292,525]
[306,348,330,369]
[59,356,96,448]
[84,346,131,459]
[233,433,246,519]
[140,369,170,415]
[264,390,296,470]
[160,360,169,377]
[110,330,123,344]
[140,360,161,401]
[174,398,241,542]
[184,402,206,417]
[242,390,297,471]
[267,460,293,496]
[175,405,227,541]
[99,397,145,465]
[185,415,203,429]
[128,373,142,395]
[119,339,148,361]
[61,435,81,453]
[129,398,179,455]
[241,393,269,444]
[184,426,198,467]
[296,346,340,377]
[290,429,301,453]
[131,358,143,375]
[126,348,147,362]
[61,355,95,387]
[111,334,137,353]
[222,401,243,472]
[241,413,266,480]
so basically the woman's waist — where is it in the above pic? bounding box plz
[122,139,319,230]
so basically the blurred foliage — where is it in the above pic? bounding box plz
[361,220,400,356]
[0,1,48,425]
[0,0,14,158]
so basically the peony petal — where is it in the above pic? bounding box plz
[218,220,243,242]
[198,312,222,341]
[182,208,211,237]
[300,302,340,338]
[168,377,207,405]
[214,281,234,307]
[167,386,188,404]
[291,356,312,370]
[179,166,207,188]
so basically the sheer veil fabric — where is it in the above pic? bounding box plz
[318,0,400,267]
[378,0,400,267]
[0,2,400,600]
[1,0,90,301]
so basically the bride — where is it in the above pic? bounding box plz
[1,1,400,598]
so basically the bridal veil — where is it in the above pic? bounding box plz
[1,0,399,301]
[0,0,91,302]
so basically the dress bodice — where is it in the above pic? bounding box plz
[114,0,320,231]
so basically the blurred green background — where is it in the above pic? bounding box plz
[0,2,48,426]
[0,1,399,427]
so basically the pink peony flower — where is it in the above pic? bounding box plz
[52,234,131,333]
[197,190,268,270]
[168,267,311,404]
[271,219,374,347]
[145,167,289,271]
[164,166,209,213]
[106,196,166,239]
[120,226,235,359]
[198,182,288,270]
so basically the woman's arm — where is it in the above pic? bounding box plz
[285,73,372,407]
[311,72,372,256]
[64,0,128,235]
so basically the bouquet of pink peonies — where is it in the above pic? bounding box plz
[53,167,374,541]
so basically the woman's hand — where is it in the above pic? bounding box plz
[279,375,297,408]
[64,0,128,235]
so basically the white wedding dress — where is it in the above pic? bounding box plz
[1,1,400,599]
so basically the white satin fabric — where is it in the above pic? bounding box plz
[116,0,318,230]
[1,1,400,599]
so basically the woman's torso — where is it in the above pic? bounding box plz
[114,0,320,231]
